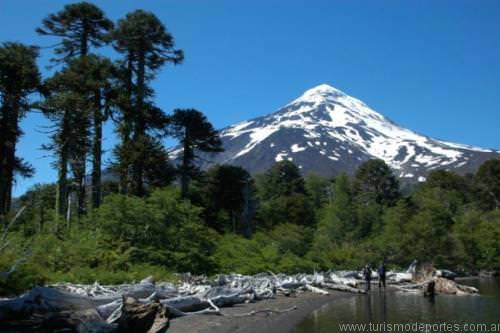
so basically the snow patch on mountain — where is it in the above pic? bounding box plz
[291,144,307,153]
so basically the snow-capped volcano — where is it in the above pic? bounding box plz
[198,84,499,181]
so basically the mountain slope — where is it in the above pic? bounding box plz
[196,84,499,181]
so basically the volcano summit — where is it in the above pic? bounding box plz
[196,84,499,181]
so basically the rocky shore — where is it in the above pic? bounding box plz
[0,265,479,333]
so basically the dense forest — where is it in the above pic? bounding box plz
[0,2,499,294]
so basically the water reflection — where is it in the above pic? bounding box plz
[293,278,500,333]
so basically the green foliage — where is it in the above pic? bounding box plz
[212,234,267,274]
[112,10,183,72]
[404,202,455,266]
[1,187,215,294]
[258,193,314,228]
[378,200,413,264]
[202,165,254,234]
[267,223,313,257]
[111,9,183,196]
[353,159,400,206]
[15,183,56,235]
[256,161,315,228]
[305,173,333,209]
[36,1,113,60]
[426,170,468,193]
[213,224,314,274]
[476,160,500,210]
[169,109,223,198]
[40,56,113,217]
[310,174,360,269]
[1,227,174,293]
[322,243,374,269]
[307,160,500,272]
[453,209,483,271]
[3,156,500,295]
[355,200,383,239]
[475,210,500,270]
[423,170,470,213]
[257,161,306,200]
[94,188,217,273]
[312,173,353,247]
[143,138,176,189]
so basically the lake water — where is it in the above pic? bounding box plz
[293,278,500,333]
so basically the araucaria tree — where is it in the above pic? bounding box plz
[36,2,114,61]
[0,43,40,223]
[112,10,183,196]
[40,59,90,221]
[37,2,114,213]
[169,109,223,198]
[203,165,254,234]
[83,55,116,209]
[40,57,116,221]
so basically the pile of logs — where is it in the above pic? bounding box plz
[0,264,479,333]
[0,272,365,332]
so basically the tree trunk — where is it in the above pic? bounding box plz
[0,108,6,222]
[55,110,71,229]
[241,181,254,238]
[118,55,134,195]
[80,23,88,57]
[74,159,86,217]
[180,138,191,199]
[92,89,103,209]
[118,297,169,333]
[66,191,72,227]
[0,96,19,222]
[55,153,68,230]
[132,49,146,197]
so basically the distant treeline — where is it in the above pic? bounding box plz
[2,157,500,294]
[0,2,499,294]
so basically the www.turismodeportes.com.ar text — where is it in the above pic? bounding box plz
[339,322,500,333]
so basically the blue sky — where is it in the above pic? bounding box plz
[1,0,499,196]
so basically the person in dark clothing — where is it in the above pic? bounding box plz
[378,262,387,289]
[363,265,372,291]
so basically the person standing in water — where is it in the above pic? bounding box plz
[363,265,372,291]
[378,262,387,289]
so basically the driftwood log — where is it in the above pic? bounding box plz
[434,277,478,295]
[396,263,478,296]
[117,297,169,333]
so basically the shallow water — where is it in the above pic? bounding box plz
[293,278,500,333]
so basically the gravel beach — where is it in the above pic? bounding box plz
[168,291,359,333]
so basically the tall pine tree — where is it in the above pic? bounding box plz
[0,43,40,222]
[112,10,183,196]
[36,2,113,61]
[169,109,223,198]
[83,56,116,209]
[203,165,254,233]
[37,2,113,213]
[39,59,93,221]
